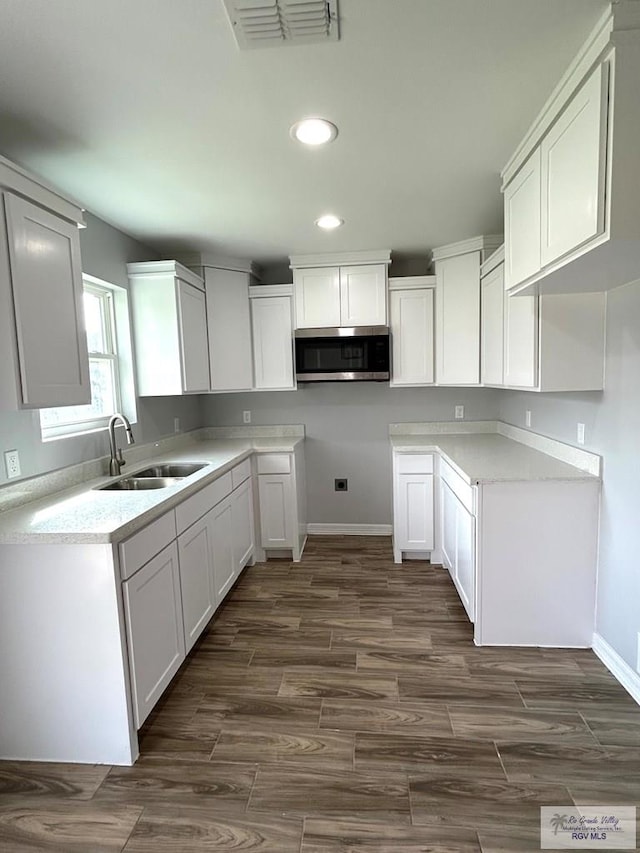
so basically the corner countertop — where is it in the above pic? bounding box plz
[0,437,303,546]
[391,433,598,485]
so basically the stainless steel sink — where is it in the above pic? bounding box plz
[98,476,184,491]
[131,463,207,478]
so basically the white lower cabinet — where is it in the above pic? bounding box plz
[177,515,216,654]
[440,477,475,622]
[211,495,235,603]
[232,477,255,574]
[256,448,306,561]
[122,542,186,728]
[392,453,435,563]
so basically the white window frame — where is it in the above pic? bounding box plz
[40,274,136,441]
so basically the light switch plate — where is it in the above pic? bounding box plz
[4,449,21,479]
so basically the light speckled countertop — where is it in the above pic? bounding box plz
[391,433,598,484]
[0,437,303,546]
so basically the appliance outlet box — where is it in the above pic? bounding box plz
[334,478,348,492]
[4,449,21,479]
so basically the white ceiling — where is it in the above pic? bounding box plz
[0,0,608,265]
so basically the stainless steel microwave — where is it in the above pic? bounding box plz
[294,326,390,382]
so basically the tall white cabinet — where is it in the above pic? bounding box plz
[250,285,295,390]
[0,157,90,411]
[204,266,253,392]
[433,236,503,386]
[389,277,435,386]
[128,261,210,395]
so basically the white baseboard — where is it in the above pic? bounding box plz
[306,523,392,536]
[592,632,640,706]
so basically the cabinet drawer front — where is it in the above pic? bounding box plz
[175,472,233,533]
[439,459,474,515]
[394,453,434,475]
[231,458,252,489]
[256,453,291,475]
[119,511,177,580]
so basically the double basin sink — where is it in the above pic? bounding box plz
[97,462,207,491]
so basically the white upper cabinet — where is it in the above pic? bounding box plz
[291,252,391,329]
[389,277,435,386]
[0,161,89,411]
[339,265,387,326]
[205,267,253,391]
[177,280,210,393]
[504,150,541,290]
[433,236,502,386]
[294,267,340,328]
[479,246,604,392]
[250,287,295,390]
[128,261,210,396]
[480,261,505,386]
[540,63,608,268]
[501,9,640,294]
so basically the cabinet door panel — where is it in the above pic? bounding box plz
[390,288,434,385]
[441,480,457,575]
[541,63,608,267]
[211,497,235,603]
[122,543,185,728]
[504,292,538,388]
[177,280,209,392]
[205,268,252,391]
[251,296,294,390]
[177,517,216,653]
[258,474,294,547]
[4,193,90,408]
[232,478,255,575]
[339,264,387,326]
[435,252,481,385]
[395,474,434,550]
[294,267,340,328]
[455,502,475,622]
[504,149,541,289]
[480,265,504,386]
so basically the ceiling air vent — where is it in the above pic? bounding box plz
[223,0,339,49]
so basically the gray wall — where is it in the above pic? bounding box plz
[0,213,201,486]
[499,279,640,672]
[202,384,500,525]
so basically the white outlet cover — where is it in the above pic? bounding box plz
[4,449,21,479]
[525,410,532,428]
[577,423,586,445]
[243,410,251,424]
[454,405,464,420]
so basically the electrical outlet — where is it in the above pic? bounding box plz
[525,410,532,428]
[334,478,348,492]
[4,449,21,479]
[454,405,464,420]
[243,410,251,424]
[577,423,586,445]
[173,417,180,433]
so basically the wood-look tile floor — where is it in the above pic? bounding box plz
[2,535,640,851]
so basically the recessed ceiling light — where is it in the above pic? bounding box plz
[316,214,343,230]
[291,118,338,146]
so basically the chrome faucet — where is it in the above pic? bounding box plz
[108,413,135,476]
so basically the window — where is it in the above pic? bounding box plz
[40,276,132,440]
